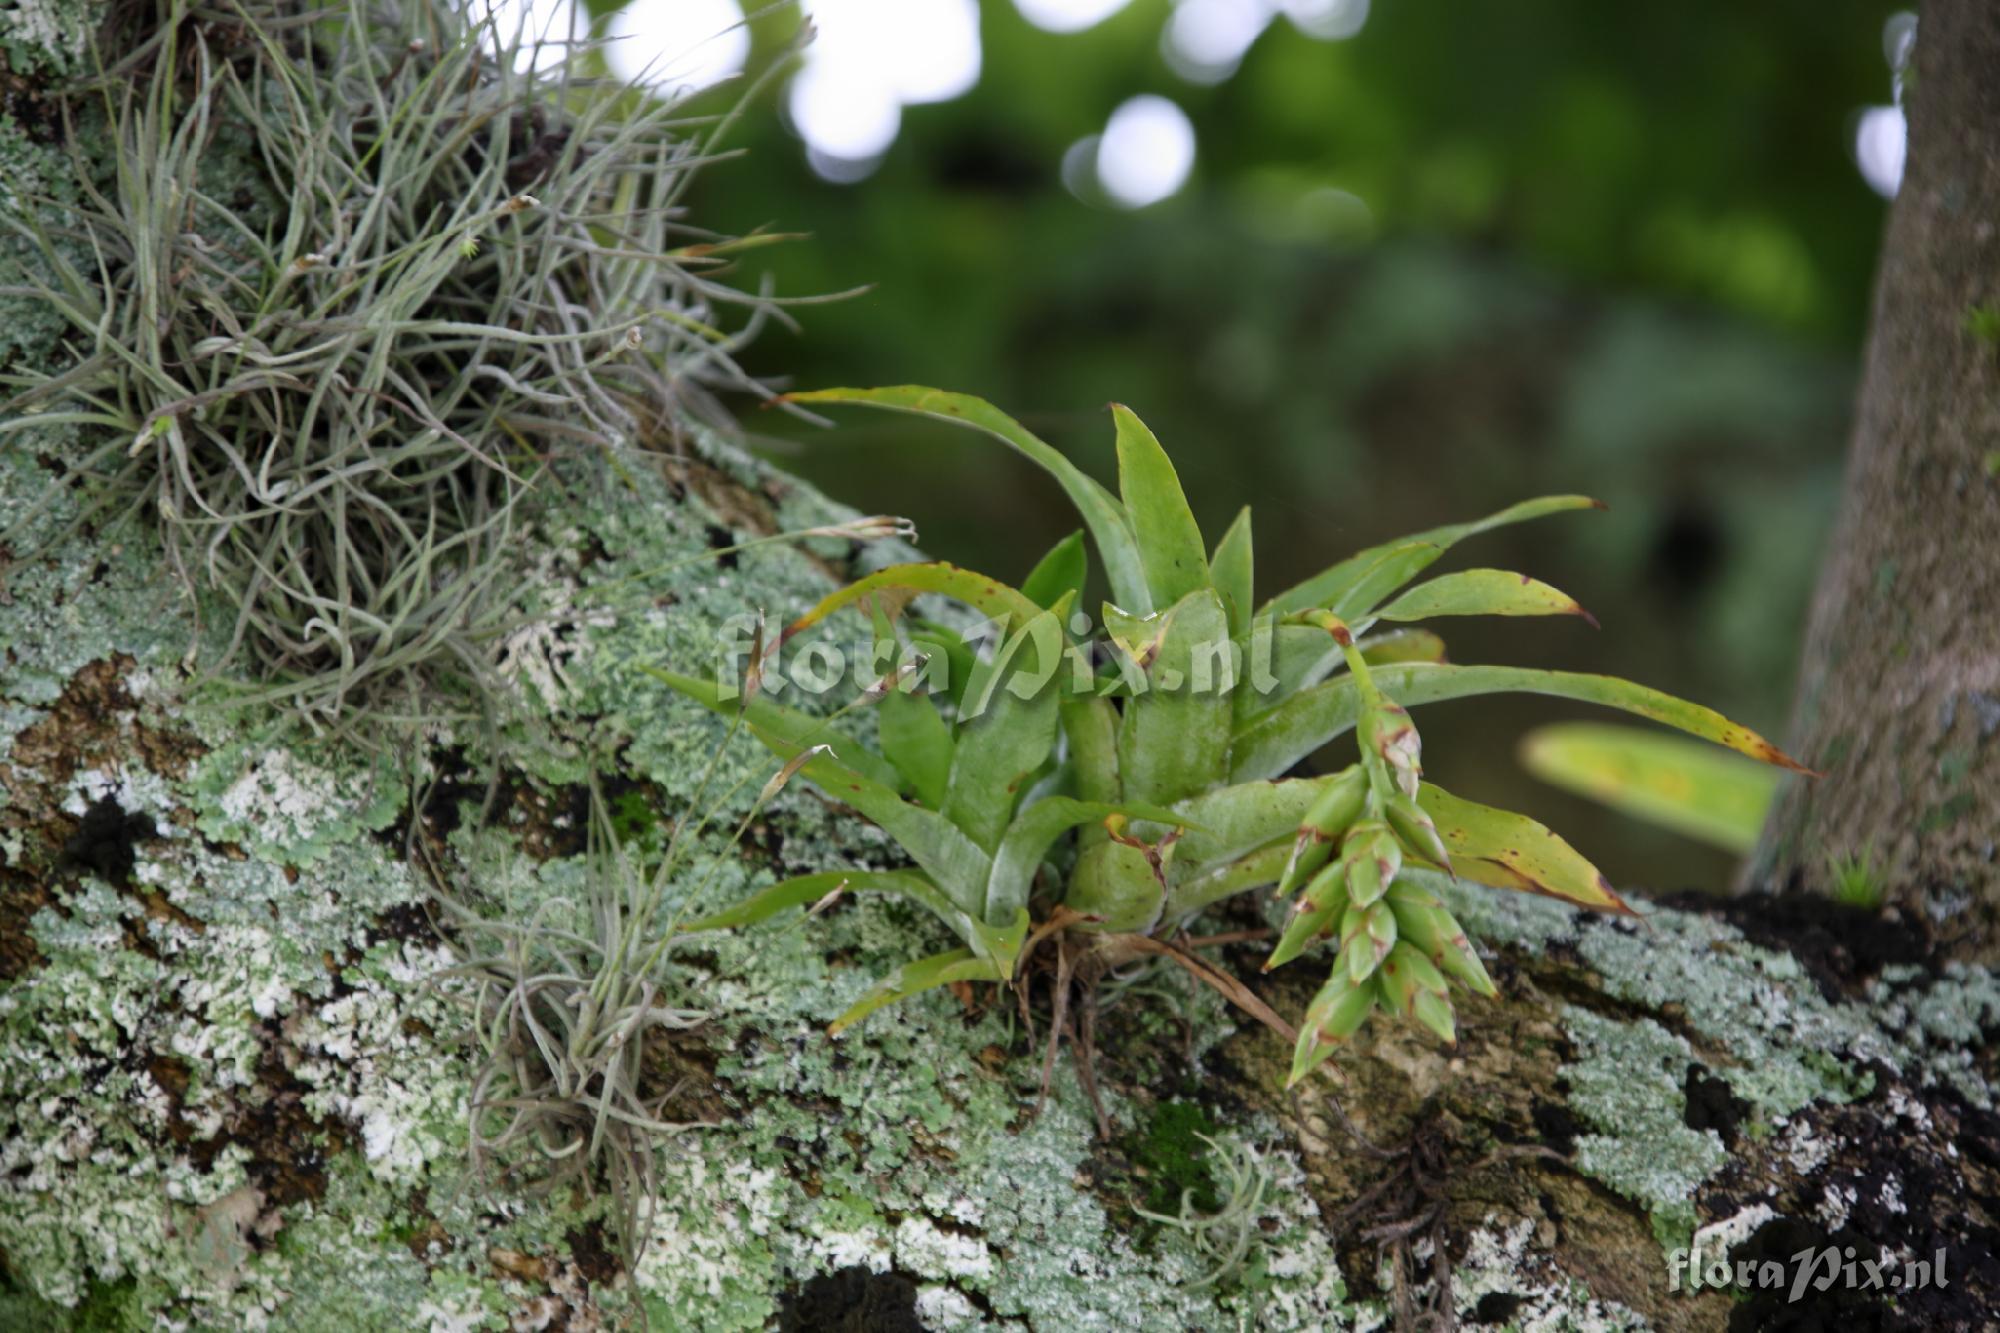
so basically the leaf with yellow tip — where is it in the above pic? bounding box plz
[785,561,1044,641]
[1375,569,1596,626]
[1412,782,1633,913]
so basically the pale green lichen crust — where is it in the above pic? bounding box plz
[1442,880,1998,1252]
[0,0,100,77]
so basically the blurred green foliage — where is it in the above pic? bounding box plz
[667,0,1897,889]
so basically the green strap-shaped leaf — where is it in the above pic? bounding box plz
[1108,588,1234,806]
[1164,841,1293,920]
[1264,495,1601,618]
[942,605,1067,851]
[1021,529,1089,611]
[829,947,1011,1035]
[786,561,1044,639]
[682,868,1022,968]
[751,726,995,913]
[1244,620,1345,707]
[1375,569,1595,625]
[649,668,994,910]
[1230,662,1809,783]
[1519,722,1780,853]
[985,795,1189,926]
[1113,404,1210,607]
[907,620,976,709]
[784,386,1152,612]
[1209,506,1254,640]
[1413,782,1630,912]
[1061,695,1122,807]
[878,689,954,808]
[640,667,902,789]
[1170,776,1326,869]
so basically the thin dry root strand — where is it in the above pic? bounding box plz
[1324,1115,1575,1333]
[1014,916,1300,1140]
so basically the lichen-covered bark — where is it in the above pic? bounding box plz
[1749,0,2000,943]
[2,10,1996,1332]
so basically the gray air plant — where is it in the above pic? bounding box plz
[1,0,791,733]
[652,387,1807,1094]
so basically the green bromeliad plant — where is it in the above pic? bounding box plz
[649,387,1805,1089]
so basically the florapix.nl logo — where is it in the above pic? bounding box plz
[708,606,1300,714]
[1668,1240,1950,1303]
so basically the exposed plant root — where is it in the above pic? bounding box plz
[1315,1098,1571,1332]
[1014,915,1298,1139]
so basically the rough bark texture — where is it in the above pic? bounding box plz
[0,6,1995,1331]
[1749,0,2000,945]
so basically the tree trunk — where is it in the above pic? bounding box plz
[1749,0,2000,946]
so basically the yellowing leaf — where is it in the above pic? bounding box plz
[1375,569,1595,625]
[785,561,1043,639]
[1231,662,1810,783]
[829,947,1009,1035]
[1413,782,1632,912]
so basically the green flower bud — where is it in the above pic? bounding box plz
[1339,900,1398,984]
[1339,820,1401,906]
[1277,766,1368,896]
[1387,888,1498,998]
[1408,988,1458,1044]
[1375,942,1456,1043]
[1287,969,1378,1086]
[1384,791,1453,874]
[1359,699,1423,799]
[1265,864,1352,971]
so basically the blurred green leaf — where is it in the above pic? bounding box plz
[1519,721,1781,853]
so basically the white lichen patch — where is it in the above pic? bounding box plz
[1694,1203,1777,1254]
[1441,1217,1647,1333]
[0,0,100,73]
[894,1217,995,1283]
[0,797,459,1322]
[631,1149,789,1327]
[915,1283,984,1330]
[189,740,406,865]
[64,763,182,830]
[291,940,472,1187]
